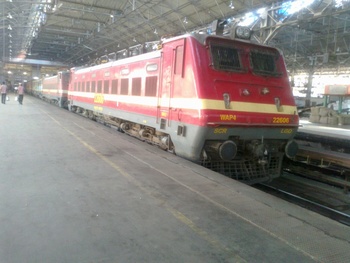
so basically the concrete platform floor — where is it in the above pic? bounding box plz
[1,95,350,263]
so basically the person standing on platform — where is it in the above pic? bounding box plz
[17,83,24,105]
[1,82,7,104]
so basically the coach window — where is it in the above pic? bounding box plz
[74,82,77,91]
[132,78,141,96]
[111,79,118,94]
[91,81,96,93]
[81,82,85,92]
[78,82,81,92]
[145,76,157,97]
[97,80,102,93]
[174,45,184,76]
[86,81,90,92]
[120,79,129,95]
[104,80,109,94]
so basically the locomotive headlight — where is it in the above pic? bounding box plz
[235,26,251,40]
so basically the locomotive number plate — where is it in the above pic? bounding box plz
[272,117,290,124]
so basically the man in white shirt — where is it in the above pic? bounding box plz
[1,82,7,104]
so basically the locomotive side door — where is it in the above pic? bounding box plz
[158,38,185,129]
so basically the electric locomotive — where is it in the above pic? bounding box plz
[67,26,299,184]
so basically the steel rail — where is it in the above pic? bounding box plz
[256,183,350,227]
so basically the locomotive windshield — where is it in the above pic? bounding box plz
[210,45,242,71]
[209,42,282,77]
[250,51,281,76]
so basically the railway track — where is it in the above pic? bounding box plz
[256,172,350,226]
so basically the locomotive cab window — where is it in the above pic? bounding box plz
[210,45,242,71]
[250,51,281,76]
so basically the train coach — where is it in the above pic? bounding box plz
[27,71,69,108]
[65,27,299,184]
[41,71,70,108]
[26,78,42,97]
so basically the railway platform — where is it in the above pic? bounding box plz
[1,95,350,263]
[296,119,350,169]
[298,119,350,140]
[292,119,350,191]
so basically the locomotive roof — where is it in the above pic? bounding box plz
[162,33,282,54]
[72,32,283,74]
[72,50,162,73]
[192,33,283,55]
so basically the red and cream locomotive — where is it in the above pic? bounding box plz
[65,26,299,183]
[29,24,299,184]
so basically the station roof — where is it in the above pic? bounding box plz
[1,0,350,77]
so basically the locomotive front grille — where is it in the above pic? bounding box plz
[201,153,284,185]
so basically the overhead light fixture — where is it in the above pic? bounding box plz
[7,13,13,19]
[154,28,158,35]
[183,17,188,24]
[133,37,137,42]
[8,25,12,30]
[229,1,234,9]
[8,34,12,37]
